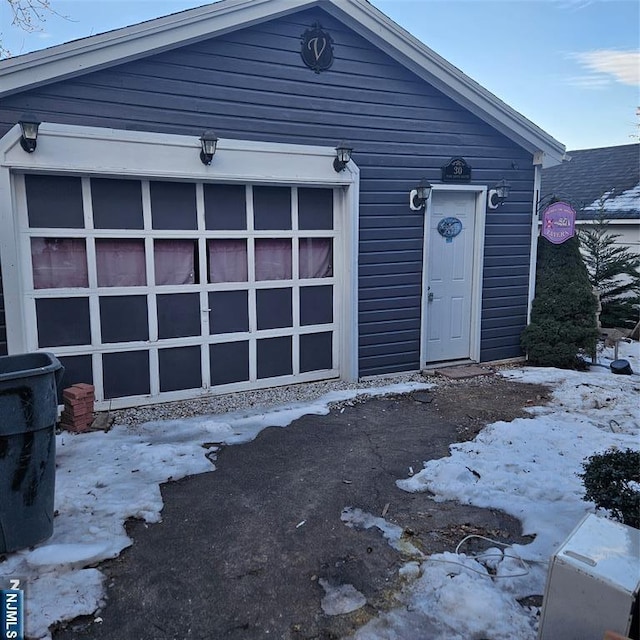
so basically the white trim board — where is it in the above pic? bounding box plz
[0,0,564,167]
[528,164,542,323]
[0,123,355,185]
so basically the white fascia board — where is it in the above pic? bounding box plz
[575,219,640,226]
[1,123,352,187]
[323,0,565,166]
[0,0,564,165]
[0,0,319,98]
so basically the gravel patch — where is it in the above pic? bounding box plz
[106,372,433,427]
[102,363,521,428]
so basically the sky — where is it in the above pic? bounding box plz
[0,0,638,150]
[3,340,639,639]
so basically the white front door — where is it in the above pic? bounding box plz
[424,190,477,363]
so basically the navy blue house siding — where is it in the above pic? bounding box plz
[0,7,534,370]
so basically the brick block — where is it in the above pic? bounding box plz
[62,398,92,410]
[59,413,90,431]
[73,383,95,394]
[61,409,93,423]
[60,421,91,434]
[64,395,93,408]
[63,384,95,401]
[65,397,90,409]
[62,386,87,402]
[60,383,95,433]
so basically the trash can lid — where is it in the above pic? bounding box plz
[0,352,62,382]
[610,359,633,375]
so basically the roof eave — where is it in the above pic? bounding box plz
[0,0,319,98]
[323,0,565,165]
[0,0,564,164]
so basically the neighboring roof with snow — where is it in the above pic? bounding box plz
[0,0,565,165]
[541,143,640,220]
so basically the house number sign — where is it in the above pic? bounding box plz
[441,157,472,183]
[300,23,334,73]
[541,201,576,244]
[437,217,463,242]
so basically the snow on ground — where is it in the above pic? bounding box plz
[319,579,367,616]
[3,342,639,640]
[3,382,429,640]
[354,340,640,640]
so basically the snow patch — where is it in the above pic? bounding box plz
[341,507,423,557]
[319,579,367,615]
[26,543,112,569]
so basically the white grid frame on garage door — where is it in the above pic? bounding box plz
[0,124,359,409]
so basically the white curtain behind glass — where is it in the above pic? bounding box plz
[155,240,196,285]
[255,239,292,281]
[208,239,248,283]
[96,239,146,287]
[31,238,88,289]
[299,238,332,279]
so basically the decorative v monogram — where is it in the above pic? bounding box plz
[308,36,327,62]
[300,23,334,73]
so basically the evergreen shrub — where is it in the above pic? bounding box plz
[521,235,599,368]
[579,209,640,329]
[580,448,640,529]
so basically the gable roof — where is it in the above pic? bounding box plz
[541,143,640,220]
[0,0,565,166]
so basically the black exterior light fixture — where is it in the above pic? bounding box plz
[19,114,41,153]
[409,178,432,211]
[488,179,511,209]
[333,142,353,172]
[199,130,218,165]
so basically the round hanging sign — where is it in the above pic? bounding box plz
[437,217,463,242]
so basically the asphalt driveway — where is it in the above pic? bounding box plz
[53,376,547,640]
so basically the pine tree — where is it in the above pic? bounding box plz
[578,205,640,329]
[521,235,599,369]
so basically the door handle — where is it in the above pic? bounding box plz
[428,292,434,302]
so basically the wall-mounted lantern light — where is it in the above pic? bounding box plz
[19,114,41,153]
[333,142,353,172]
[199,130,218,165]
[409,178,432,211]
[488,179,511,209]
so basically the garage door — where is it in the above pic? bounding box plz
[20,174,341,405]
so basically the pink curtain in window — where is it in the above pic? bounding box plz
[255,239,292,281]
[154,240,196,285]
[31,238,88,289]
[299,238,333,279]
[208,239,248,283]
[96,239,146,287]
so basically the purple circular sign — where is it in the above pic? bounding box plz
[542,202,576,244]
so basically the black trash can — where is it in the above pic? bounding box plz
[610,359,633,375]
[0,352,63,553]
